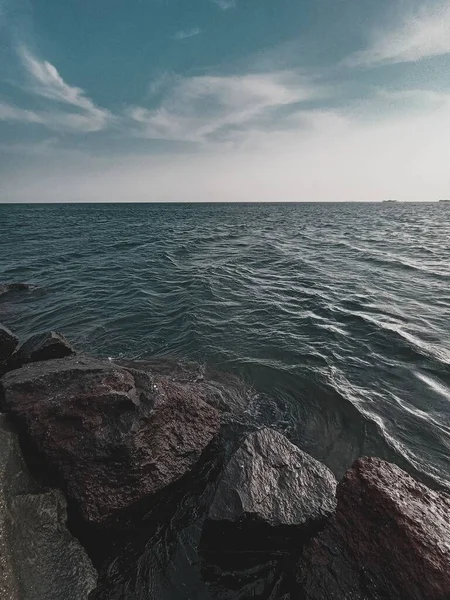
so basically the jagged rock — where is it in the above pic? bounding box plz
[0,357,220,524]
[0,414,97,599]
[202,428,337,551]
[89,416,260,600]
[0,324,19,377]
[297,456,450,600]
[11,331,76,366]
[0,323,18,360]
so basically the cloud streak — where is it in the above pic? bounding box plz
[0,101,43,123]
[128,71,322,142]
[1,46,113,132]
[4,96,450,203]
[0,99,112,132]
[347,1,450,66]
[172,27,201,40]
[212,0,237,10]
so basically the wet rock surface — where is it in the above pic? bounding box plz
[1,356,221,524]
[0,324,18,361]
[0,415,96,600]
[203,428,337,551]
[0,324,19,377]
[297,456,450,600]
[11,330,76,366]
[89,417,269,600]
[1,327,449,600]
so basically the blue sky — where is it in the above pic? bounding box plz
[1,0,450,201]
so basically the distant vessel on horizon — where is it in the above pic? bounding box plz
[383,199,398,203]
[439,199,450,203]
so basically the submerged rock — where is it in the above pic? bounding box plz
[0,415,96,599]
[1,356,220,524]
[11,331,76,366]
[202,428,337,551]
[297,456,450,600]
[0,283,37,297]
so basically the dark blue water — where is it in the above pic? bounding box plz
[1,202,449,489]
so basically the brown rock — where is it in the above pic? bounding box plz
[298,456,450,600]
[11,331,75,366]
[0,357,220,524]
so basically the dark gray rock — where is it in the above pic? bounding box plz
[89,417,261,600]
[297,456,450,600]
[0,323,18,361]
[209,428,337,526]
[11,331,75,366]
[202,428,337,551]
[0,414,97,600]
[1,357,221,524]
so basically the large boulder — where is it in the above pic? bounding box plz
[0,323,18,360]
[0,357,220,524]
[202,428,337,550]
[11,331,76,366]
[297,456,450,600]
[0,414,97,600]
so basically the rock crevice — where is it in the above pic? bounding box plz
[0,415,97,600]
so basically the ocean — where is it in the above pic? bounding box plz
[1,201,449,489]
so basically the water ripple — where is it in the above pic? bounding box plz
[1,201,450,488]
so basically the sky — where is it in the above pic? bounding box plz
[1,0,450,202]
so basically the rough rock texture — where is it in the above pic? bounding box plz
[0,357,220,524]
[209,428,337,526]
[0,324,18,361]
[202,428,337,550]
[0,414,97,600]
[11,331,75,366]
[89,417,262,600]
[298,456,450,600]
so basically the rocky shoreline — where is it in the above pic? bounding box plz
[0,321,449,599]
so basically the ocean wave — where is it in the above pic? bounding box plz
[1,201,450,488]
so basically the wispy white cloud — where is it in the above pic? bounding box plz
[19,47,95,109]
[5,46,113,132]
[0,100,43,123]
[376,88,450,107]
[127,71,322,142]
[212,0,237,10]
[5,94,450,203]
[147,72,177,97]
[347,1,450,66]
[3,0,450,202]
[0,137,83,157]
[172,27,201,40]
[0,98,112,132]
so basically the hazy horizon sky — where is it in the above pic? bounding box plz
[1,0,450,202]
